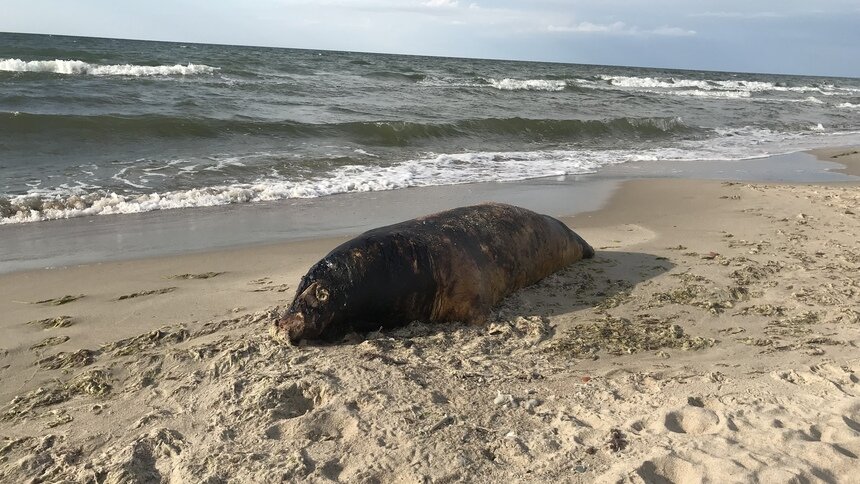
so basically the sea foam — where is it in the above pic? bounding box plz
[579,75,859,99]
[488,78,567,91]
[5,127,860,225]
[0,58,218,76]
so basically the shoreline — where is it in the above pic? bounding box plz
[809,146,860,177]
[1,146,858,481]
[1,149,856,275]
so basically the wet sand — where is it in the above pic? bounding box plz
[1,150,851,275]
[1,148,859,482]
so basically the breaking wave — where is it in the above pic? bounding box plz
[419,74,859,99]
[5,126,860,225]
[0,58,218,76]
[564,75,860,99]
[487,78,568,91]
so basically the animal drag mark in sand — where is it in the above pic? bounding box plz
[274,203,594,343]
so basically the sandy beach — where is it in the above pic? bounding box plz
[1,149,859,482]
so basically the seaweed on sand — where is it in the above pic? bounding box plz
[548,315,715,359]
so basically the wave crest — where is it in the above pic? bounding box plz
[0,58,218,76]
[488,78,567,91]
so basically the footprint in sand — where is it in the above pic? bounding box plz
[635,455,706,484]
[258,383,318,422]
[661,406,721,435]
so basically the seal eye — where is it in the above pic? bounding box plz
[316,287,329,302]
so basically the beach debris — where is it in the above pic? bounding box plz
[830,150,859,159]
[835,309,860,325]
[736,304,786,317]
[427,414,455,434]
[2,369,112,421]
[37,349,96,370]
[32,294,85,306]
[595,291,632,311]
[523,399,541,412]
[701,252,720,260]
[66,369,112,397]
[0,437,32,456]
[29,336,70,351]
[739,337,773,347]
[167,271,224,280]
[765,311,821,338]
[133,409,174,429]
[27,315,74,329]
[494,391,516,407]
[607,429,628,452]
[101,326,189,357]
[249,277,291,292]
[706,372,725,383]
[117,287,177,300]
[2,387,68,421]
[549,315,714,359]
[44,409,73,428]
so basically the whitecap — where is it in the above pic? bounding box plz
[487,78,567,91]
[0,58,219,76]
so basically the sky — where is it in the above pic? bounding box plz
[3,0,860,77]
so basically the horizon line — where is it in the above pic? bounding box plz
[2,29,857,80]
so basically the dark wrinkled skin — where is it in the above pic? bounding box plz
[274,203,594,343]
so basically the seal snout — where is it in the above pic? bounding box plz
[275,312,307,343]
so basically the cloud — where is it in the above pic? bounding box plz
[690,11,783,19]
[547,21,695,36]
[423,0,458,7]
[650,26,697,36]
[547,21,628,34]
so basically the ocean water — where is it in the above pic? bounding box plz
[2,32,860,225]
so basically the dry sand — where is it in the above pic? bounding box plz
[1,150,859,483]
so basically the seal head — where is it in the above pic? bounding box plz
[275,257,351,342]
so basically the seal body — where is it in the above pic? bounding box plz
[274,203,593,343]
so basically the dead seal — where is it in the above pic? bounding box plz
[274,203,594,343]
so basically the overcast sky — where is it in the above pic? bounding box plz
[3,0,860,77]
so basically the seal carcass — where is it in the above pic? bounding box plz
[274,203,594,343]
